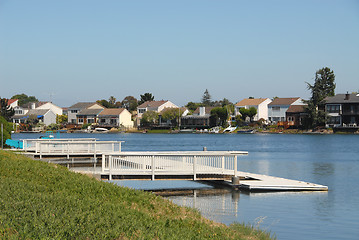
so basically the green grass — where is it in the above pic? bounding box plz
[0,150,274,239]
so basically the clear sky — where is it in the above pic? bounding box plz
[0,0,358,107]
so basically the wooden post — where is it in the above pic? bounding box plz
[193,156,197,180]
[39,143,42,159]
[234,155,238,177]
[151,155,155,181]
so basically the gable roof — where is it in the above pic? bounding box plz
[236,98,269,106]
[69,102,98,109]
[99,108,126,116]
[286,105,307,113]
[25,109,50,116]
[78,108,103,116]
[325,93,359,104]
[268,98,300,106]
[138,100,168,109]
[6,99,18,106]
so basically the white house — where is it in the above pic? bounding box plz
[137,100,179,118]
[35,102,63,116]
[98,108,134,129]
[12,109,57,126]
[67,102,104,124]
[268,97,305,123]
[235,98,272,122]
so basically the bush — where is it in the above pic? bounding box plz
[0,116,12,148]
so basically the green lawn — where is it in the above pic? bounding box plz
[0,150,274,239]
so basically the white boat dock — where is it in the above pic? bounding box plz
[16,138,328,192]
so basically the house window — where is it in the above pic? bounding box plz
[110,119,117,125]
[327,105,340,113]
[15,110,23,115]
[100,118,106,123]
[272,107,280,111]
[71,110,78,113]
[71,119,76,124]
[328,116,340,124]
[88,118,95,124]
[288,116,294,122]
[138,109,146,114]
[78,118,84,124]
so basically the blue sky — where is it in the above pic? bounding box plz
[1,0,358,107]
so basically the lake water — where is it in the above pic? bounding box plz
[13,133,359,239]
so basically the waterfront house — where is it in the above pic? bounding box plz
[235,98,272,122]
[6,99,18,108]
[98,108,134,129]
[137,100,178,126]
[285,105,308,128]
[34,102,63,116]
[76,108,104,125]
[181,107,214,129]
[325,93,359,129]
[12,109,56,126]
[67,102,104,124]
[268,97,305,124]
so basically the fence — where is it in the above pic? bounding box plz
[102,151,248,180]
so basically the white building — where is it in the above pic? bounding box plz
[268,98,305,123]
[235,98,272,122]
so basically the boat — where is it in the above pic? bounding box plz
[237,129,255,134]
[94,127,109,133]
[223,126,237,133]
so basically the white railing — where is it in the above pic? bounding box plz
[23,139,123,159]
[102,151,248,180]
[23,138,97,151]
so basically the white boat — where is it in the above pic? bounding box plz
[94,127,109,133]
[223,126,237,133]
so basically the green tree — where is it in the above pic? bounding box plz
[201,89,212,106]
[0,98,15,121]
[304,67,336,129]
[56,114,68,124]
[185,102,201,112]
[139,93,154,105]
[0,116,13,147]
[11,93,38,106]
[122,96,138,112]
[108,96,116,106]
[239,108,250,122]
[210,107,228,127]
[140,110,158,128]
[161,108,183,127]
[247,107,257,122]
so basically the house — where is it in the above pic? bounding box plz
[12,109,56,126]
[285,105,308,128]
[137,100,178,125]
[76,108,104,125]
[98,108,134,129]
[35,102,63,116]
[181,107,214,129]
[235,98,272,122]
[268,98,304,123]
[325,93,359,128]
[6,99,18,108]
[67,102,104,124]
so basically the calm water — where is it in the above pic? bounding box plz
[13,133,359,240]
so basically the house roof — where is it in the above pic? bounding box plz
[69,102,98,109]
[268,98,300,106]
[99,108,126,116]
[6,99,18,105]
[78,108,103,116]
[235,98,269,106]
[138,100,168,109]
[193,107,214,115]
[286,105,307,113]
[25,109,50,116]
[325,93,359,104]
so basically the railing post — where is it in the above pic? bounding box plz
[109,155,112,181]
[234,155,238,177]
[39,143,42,159]
[222,156,225,172]
[102,154,105,172]
[112,143,115,152]
[119,142,121,152]
[193,156,197,180]
[151,155,155,181]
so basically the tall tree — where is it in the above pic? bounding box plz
[161,108,183,127]
[201,89,212,106]
[185,102,201,112]
[210,107,228,127]
[108,96,116,106]
[304,67,336,129]
[140,110,158,128]
[121,96,138,112]
[0,98,15,121]
[139,93,154,105]
[11,93,38,106]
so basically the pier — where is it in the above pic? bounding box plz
[18,139,328,192]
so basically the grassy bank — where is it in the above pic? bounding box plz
[0,150,274,239]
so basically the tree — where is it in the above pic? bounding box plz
[122,96,138,112]
[108,96,116,106]
[0,98,15,121]
[140,110,158,128]
[96,99,111,108]
[304,67,336,129]
[0,116,13,147]
[185,102,201,112]
[239,108,250,122]
[210,107,228,127]
[11,93,38,106]
[247,107,257,122]
[161,108,183,127]
[139,93,154,105]
[56,114,68,124]
[201,89,212,106]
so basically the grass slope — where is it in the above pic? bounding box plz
[0,150,273,239]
